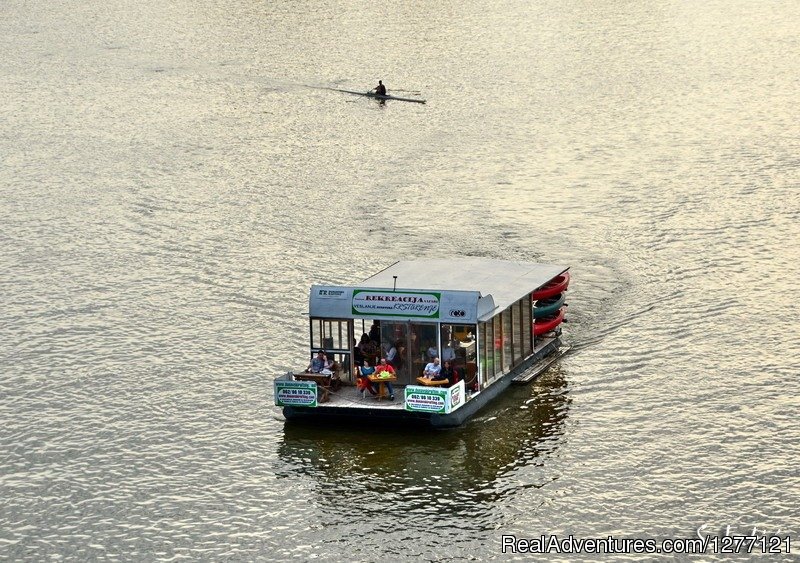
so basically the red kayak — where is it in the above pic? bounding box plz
[531,272,570,301]
[533,307,566,336]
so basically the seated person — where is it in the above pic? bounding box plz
[307,349,331,374]
[423,357,444,380]
[374,358,396,400]
[357,360,378,396]
[440,360,457,383]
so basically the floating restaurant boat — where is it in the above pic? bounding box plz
[273,259,570,428]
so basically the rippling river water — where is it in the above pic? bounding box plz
[2,0,799,560]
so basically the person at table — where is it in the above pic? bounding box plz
[440,360,459,383]
[307,349,331,373]
[375,358,396,400]
[357,360,378,397]
[423,357,443,380]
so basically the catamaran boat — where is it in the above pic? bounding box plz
[274,258,570,427]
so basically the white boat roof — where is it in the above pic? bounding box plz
[360,259,568,315]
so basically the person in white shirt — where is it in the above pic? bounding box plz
[423,357,442,379]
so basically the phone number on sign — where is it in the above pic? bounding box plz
[501,534,792,555]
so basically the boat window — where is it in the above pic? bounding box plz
[353,319,376,345]
[492,315,502,377]
[513,300,524,363]
[309,318,353,376]
[502,309,513,371]
[415,323,438,370]
[310,318,351,351]
[370,321,438,383]
[521,295,532,356]
[479,321,490,381]
[440,323,476,369]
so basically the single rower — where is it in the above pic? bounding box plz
[372,80,386,96]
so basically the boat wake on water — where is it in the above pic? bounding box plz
[568,302,658,355]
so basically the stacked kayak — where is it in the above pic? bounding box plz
[533,292,565,319]
[531,272,570,300]
[532,272,570,336]
[533,307,566,336]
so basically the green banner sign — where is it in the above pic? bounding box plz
[352,289,441,318]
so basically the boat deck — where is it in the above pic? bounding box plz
[323,384,408,410]
[314,335,561,408]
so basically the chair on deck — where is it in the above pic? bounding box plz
[356,375,374,398]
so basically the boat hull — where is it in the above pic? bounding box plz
[281,338,564,428]
[332,88,426,104]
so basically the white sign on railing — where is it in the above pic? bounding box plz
[404,380,466,413]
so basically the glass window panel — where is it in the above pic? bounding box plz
[522,296,532,355]
[502,310,513,371]
[319,320,350,350]
[412,323,437,378]
[513,301,523,365]
[478,322,487,381]
[442,324,476,370]
[493,316,502,376]
[310,318,323,350]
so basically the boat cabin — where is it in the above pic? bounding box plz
[290,258,568,407]
[275,259,570,426]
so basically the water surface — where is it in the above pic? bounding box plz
[1,0,799,560]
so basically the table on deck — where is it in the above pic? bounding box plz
[416,376,449,387]
[367,374,397,400]
[293,372,332,403]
